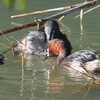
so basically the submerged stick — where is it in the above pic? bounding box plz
[80,9,83,22]
[2,47,12,54]
[11,42,15,57]
[0,0,100,36]
[42,80,100,86]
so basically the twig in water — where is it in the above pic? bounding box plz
[75,4,100,18]
[0,42,17,54]
[0,31,12,44]
[80,9,83,22]
[2,47,12,54]
[42,78,100,86]
[88,47,100,55]
[10,36,20,43]
[11,42,14,57]
[0,42,11,48]
[0,31,15,56]
[85,80,93,98]
[58,15,65,21]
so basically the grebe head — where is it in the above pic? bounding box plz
[45,20,60,41]
[0,54,7,65]
[48,39,70,62]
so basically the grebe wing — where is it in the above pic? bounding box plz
[66,50,100,63]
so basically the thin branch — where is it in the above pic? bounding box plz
[11,42,15,57]
[0,31,12,44]
[0,20,44,35]
[0,42,11,48]
[11,1,89,19]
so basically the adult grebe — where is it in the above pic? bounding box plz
[0,54,7,65]
[16,20,72,56]
[48,39,100,75]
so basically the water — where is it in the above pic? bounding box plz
[0,0,100,100]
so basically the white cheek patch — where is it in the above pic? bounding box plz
[45,27,52,39]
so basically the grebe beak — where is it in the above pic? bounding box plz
[49,30,56,41]
[3,57,7,60]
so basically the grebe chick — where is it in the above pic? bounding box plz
[49,39,100,74]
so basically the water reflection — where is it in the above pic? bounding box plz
[59,20,71,36]
[20,66,24,97]
[47,69,65,94]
